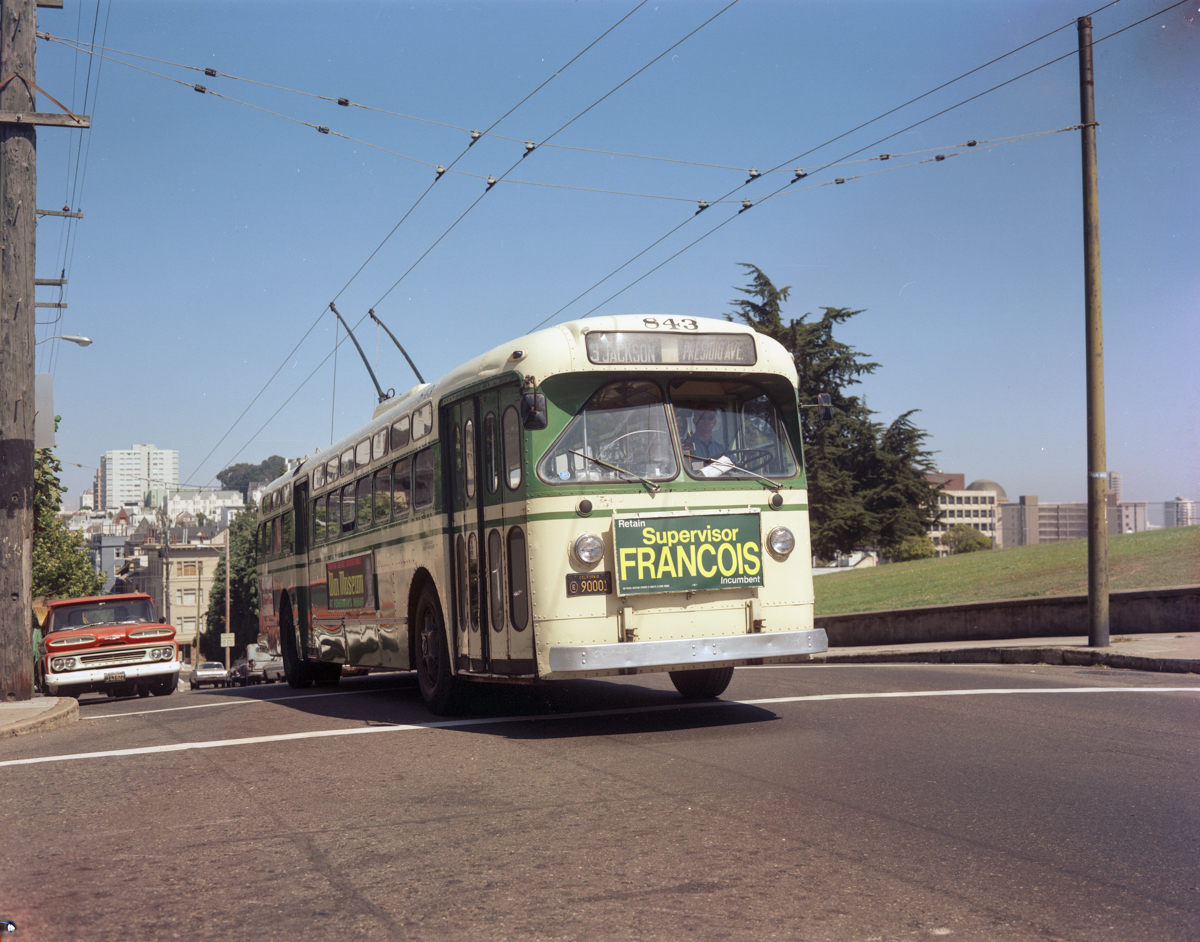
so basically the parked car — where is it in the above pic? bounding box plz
[188,661,229,690]
[228,657,251,686]
[246,642,285,684]
[37,593,180,700]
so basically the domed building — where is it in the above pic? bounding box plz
[926,472,1006,554]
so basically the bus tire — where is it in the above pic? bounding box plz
[669,665,734,699]
[415,583,461,715]
[280,599,315,689]
[312,662,341,687]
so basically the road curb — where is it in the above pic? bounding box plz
[0,697,80,739]
[819,648,1200,674]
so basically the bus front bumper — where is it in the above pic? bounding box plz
[545,628,827,678]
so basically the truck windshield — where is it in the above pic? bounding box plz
[49,599,156,632]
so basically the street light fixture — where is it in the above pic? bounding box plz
[36,335,92,346]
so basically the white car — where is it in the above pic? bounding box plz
[188,661,229,690]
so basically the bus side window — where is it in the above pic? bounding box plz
[373,467,392,523]
[282,511,294,554]
[507,526,529,630]
[502,405,522,490]
[356,477,372,529]
[414,449,435,510]
[272,517,282,555]
[392,457,412,518]
[256,523,264,561]
[312,496,327,543]
[452,422,463,506]
[484,412,498,494]
[341,484,355,533]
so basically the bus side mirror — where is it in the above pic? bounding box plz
[817,393,833,423]
[521,392,548,430]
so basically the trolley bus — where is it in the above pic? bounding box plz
[254,314,827,713]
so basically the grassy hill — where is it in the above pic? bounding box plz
[813,526,1200,616]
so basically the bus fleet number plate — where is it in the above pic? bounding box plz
[566,571,613,597]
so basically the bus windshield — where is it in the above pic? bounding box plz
[537,377,798,485]
[538,380,678,484]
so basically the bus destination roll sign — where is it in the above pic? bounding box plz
[614,512,762,596]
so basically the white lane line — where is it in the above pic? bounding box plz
[5,686,1197,768]
[84,685,408,720]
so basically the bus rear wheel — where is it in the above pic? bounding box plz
[415,584,461,715]
[669,665,734,699]
[280,601,314,689]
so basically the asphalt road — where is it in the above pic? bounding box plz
[1,663,1197,942]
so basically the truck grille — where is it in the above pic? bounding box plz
[78,647,150,666]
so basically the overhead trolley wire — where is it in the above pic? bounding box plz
[187,1,652,486]
[529,0,1183,329]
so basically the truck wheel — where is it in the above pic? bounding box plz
[150,674,178,697]
[669,665,735,699]
[415,583,462,715]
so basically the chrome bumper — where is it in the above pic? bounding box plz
[46,659,182,692]
[546,628,827,677]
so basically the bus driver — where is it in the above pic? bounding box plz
[682,408,726,462]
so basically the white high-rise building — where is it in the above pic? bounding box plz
[1163,497,1196,528]
[100,444,179,510]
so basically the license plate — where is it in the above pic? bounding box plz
[104,671,126,682]
[566,571,613,597]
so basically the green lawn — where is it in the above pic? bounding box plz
[813,526,1200,616]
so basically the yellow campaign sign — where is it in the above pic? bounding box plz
[614,512,762,596]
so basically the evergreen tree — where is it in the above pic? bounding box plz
[201,509,260,660]
[727,264,938,559]
[33,421,104,601]
[939,524,993,555]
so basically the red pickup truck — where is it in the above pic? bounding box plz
[37,593,181,699]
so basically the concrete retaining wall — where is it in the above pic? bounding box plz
[816,585,1200,648]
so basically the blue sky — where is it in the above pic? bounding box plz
[32,0,1198,520]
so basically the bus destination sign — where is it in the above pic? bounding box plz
[585,331,757,367]
[614,512,763,596]
[326,554,375,611]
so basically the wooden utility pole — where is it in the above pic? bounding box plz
[0,0,39,702]
[1078,16,1109,647]
[1,0,87,700]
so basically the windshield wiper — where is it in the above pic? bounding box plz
[568,450,661,493]
[683,451,782,492]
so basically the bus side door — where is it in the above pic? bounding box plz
[446,396,488,672]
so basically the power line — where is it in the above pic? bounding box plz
[531,0,1183,328]
[187,3,654,487]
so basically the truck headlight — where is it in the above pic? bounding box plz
[51,657,75,672]
[572,532,604,565]
[766,526,795,560]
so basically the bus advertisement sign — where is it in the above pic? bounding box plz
[614,512,763,596]
[326,554,374,611]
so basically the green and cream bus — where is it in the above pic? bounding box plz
[255,314,827,714]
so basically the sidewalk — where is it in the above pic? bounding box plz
[821,631,1200,673]
[2,633,1197,738]
[0,696,78,739]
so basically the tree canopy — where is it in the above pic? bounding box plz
[216,456,287,500]
[727,264,939,560]
[33,422,104,603]
[939,524,993,555]
[201,509,260,660]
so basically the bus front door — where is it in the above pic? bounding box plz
[447,397,488,673]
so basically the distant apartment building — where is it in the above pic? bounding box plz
[1163,497,1197,528]
[99,443,178,510]
[1000,493,1148,547]
[163,487,244,524]
[926,473,1004,555]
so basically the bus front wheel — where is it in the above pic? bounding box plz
[281,602,315,689]
[415,584,461,715]
[669,665,734,699]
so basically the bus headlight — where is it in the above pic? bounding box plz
[573,532,605,565]
[766,526,795,560]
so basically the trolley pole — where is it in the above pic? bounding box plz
[1078,16,1109,647]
